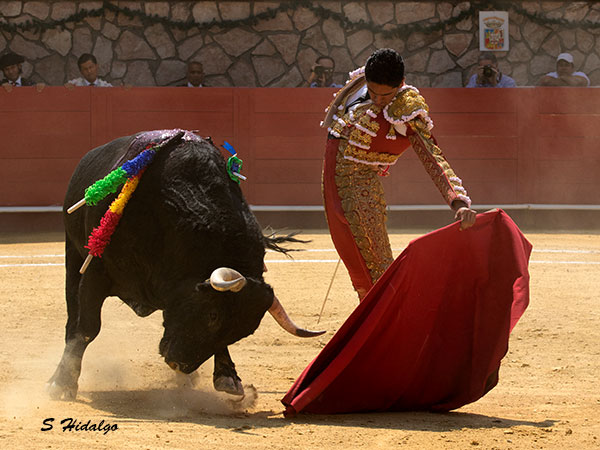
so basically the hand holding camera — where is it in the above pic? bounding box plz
[478,64,499,86]
[310,64,334,87]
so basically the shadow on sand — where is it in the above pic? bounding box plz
[80,387,555,434]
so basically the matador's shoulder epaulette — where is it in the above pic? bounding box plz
[321,67,366,129]
[383,85,433,132]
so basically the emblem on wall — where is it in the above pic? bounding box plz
[479,11,510,51]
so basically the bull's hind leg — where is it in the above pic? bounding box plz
[47,244,110,400]
[213,347,244,396]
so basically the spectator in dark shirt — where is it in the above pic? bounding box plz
[0,52,44,92]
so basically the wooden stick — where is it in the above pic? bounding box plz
[67,198,86,214]
[79,254,93,274]
[317,258,341,325]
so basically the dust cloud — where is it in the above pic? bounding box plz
[1,340,258,424]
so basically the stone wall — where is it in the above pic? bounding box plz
[1,1,599,87]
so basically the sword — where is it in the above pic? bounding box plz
[317,258,341,325]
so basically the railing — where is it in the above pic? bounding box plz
[1,86,599,208]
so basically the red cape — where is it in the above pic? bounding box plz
[282,209,531,415]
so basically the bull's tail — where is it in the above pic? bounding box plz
[263,229,309,255]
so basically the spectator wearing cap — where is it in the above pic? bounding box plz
[538,53,590,87]
[0,52,44,92]
[65,53,113,88]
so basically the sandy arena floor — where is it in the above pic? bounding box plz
[0,229,599,449]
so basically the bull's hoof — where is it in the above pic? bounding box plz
[46,380,78,401]
[214,375,244,396]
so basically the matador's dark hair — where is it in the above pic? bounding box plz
[365,48,405,87]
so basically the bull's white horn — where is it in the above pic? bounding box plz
[209,268,247,292]
[269,295,326,338]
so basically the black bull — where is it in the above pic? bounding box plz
[47,130,323,400]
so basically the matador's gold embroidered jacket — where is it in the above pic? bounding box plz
[321,70,471,208]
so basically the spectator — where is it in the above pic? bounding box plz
[180,61,205,87]
[0,52,45,92]
[308,56,342,88]
[65,54,112,88]
[466,52,516,88]
[538,53,590,87]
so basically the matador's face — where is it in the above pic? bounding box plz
[366,81,401,108]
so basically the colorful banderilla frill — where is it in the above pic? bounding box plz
[222,141,246,184]
[83,149,156,207]
[84,168,145,256]
[77,147,156,274]
[69,130,186,274]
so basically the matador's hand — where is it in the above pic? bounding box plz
[455,207,477,231]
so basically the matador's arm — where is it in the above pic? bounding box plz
[406,118,472,210]
[383,86,472,209]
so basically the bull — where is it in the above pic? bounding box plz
[47,129,323,400]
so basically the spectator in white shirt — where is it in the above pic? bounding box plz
[65,53,113,88]
[538,53,590,87]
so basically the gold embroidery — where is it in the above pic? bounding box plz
[330,118,347,137]
[410,116,432,138]
[348,127,373,148]
[343,104,386,161]
[322,75,366,129]
[386,126,396,139]
[407,120,469,206]
[344,145,400,165]
[330,103,377,141]
[386,88,430,124]
[335,141,394,283]
[356,108,380,133]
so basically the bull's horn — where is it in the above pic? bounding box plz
[209,268,247,292]
[269,295,326,338]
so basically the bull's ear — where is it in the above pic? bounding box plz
[209,268,247,292]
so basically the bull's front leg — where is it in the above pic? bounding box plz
[47,245,109,400]
[213,347,244,396]
[47,337,91,400]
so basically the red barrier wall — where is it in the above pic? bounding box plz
[1,86,598,207]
